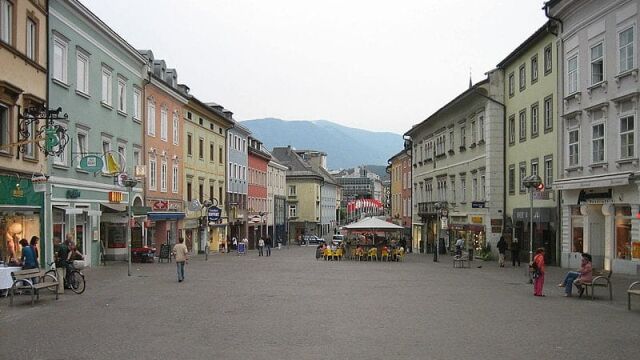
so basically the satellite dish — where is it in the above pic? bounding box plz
[188,199,201,211]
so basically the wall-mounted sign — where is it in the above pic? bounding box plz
[440,216,448,230]
[207,206,221,222]
[79,155,104,173]
[471,216,483,224]
[108,191,124,203]
[471,201,486,209]
[66,189,81,199]
[153,200,168,210]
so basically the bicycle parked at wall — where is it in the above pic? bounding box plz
[45,261,86,294]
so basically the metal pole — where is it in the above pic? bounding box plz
[528,188,533,283]
[127,185,133,277]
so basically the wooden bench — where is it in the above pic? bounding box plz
[577,270,613,301]
[453,254,469,268]
[628,281,640,310]
[10,268,59,306]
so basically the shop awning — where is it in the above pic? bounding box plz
[53,206,84,215]
[148,212,186,221]
[101,203,127,213]
[553,172,631,190]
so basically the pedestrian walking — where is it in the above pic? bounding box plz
[172,237,189,282]
[557,252,592,297]
[532,247,546,297]
[455,237,464,256]
[258,237,265,256]
[265,237,272,256]
[497,235,507,267]
[511,238,521,267]
[232,237,238,251]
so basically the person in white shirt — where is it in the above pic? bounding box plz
[258,238,265,256]
[455,237,464,256]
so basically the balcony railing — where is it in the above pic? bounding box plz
[417,201,448,216]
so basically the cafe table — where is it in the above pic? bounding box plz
[0,266,22,296]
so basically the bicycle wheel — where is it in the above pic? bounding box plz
[43,270,59,293]
[68,270,86,294]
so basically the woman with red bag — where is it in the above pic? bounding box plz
[532,248,546,297]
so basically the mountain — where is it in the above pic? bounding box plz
[240,118,403,169]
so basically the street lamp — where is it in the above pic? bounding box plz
[434,202,447,262]
[522,174,543,283]
[123,178,139,277]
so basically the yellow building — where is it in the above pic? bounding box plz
[182,94,234,253]
[0,0,48,264]
[497,22,559,264]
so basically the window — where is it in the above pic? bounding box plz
[571,206,584,253]
[146,100,155,136]
[478,115,484,142]
[508,72,515,97]
[198,137,204,159]
[471,121,476,144]
[149,156,157,190]
[160,107,167,141]
[172,113,178,145]
[519,64,526,91]
[133,148,140,167]
[544,44,552,74]
[172,164,178,193]
[52,36,67,83]
[210,143,215,161]
[101,66,112,105]
[117,144,126,164]
[218,145,223,163]
[450,177,456,203]
[508,165,515,194]
[531,55,538,83]
[615,206,632,259]
[187,133,192,156]
[590,42,604,84]
[531,159,539,177]
[519,162,526,193]
[519,110,526,141]
[531,103,539,137]
[568,129,580,166]
[186,182,192,202]
[619,27,634,73]
[133,88,141,120]
[620,115,635,159]
[460,177,466,203]
[160,159,167,192]
[289,185,296,196]
[544,155,553,190]
[101,140,111,173]
[76,131,88,167]
[75,52,89,94]
[26,17,37,60]
[460,126,466,148]
[198,184,204,203]
[22,118,35,158]
[480,175,485,200]
[472,176,477,201]
[288,205,297,217]
[567,55,578,94]
[543,95,553,131]
[449,130,454,151]
[0,0,12,44]
[0,104,9,153]
[508,115,515,144]
[53,123,67,166]
[117,78,126,113]
[592,123,605,163]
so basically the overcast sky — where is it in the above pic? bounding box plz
[82,0,548,135]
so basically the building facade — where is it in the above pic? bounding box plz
[48,0,147,265]
[247,136,270,248]
[140,52,187,251]
[548,0,640,274]
[406,70,505,254]
[497,23,559,264]
[226,121,249,243]
[182,95,233,253]
[267,156,287,245]
[388,149,412,241]
[0,0,48,265]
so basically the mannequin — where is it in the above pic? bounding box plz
[5,221,23,263]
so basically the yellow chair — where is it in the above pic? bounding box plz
[334,248,343,261]
[355,248,365,261]
[323,248,333,260]
[396,248,405,262]
[381,248,390,262]
[368,247,378,261]
[349,248,357,260]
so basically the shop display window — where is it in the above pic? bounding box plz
[615,206,631,260]
[571,206,583,253]
[1,212,41,264]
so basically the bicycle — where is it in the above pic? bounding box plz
[45,261,86,294]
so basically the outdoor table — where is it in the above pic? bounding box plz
[0,267,22,296]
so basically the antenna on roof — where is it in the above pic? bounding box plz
[469,67,472,88]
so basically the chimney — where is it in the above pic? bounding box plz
[223,110,233,119]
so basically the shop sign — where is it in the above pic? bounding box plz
[533,190,550,200]
[12,187,24,198]
[471,201,486,208]
[79,155,104,173]
[440,216,448,230]
[632,242,640,260]
[577,189,611,204]
[153,200,168,210]
[471,216,483,224]
[108,191,124,203]
[207,206,221,222]
[66,189,81,199]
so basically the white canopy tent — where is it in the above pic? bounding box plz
[343,217,404,230]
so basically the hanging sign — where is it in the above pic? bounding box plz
[207,206,221,222]
[79,155,104,173]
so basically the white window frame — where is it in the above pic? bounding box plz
[160,158,167,192]
[146,100,155,136]
[460,177,466,203]
[75,129,88,168]
[544,96,553,131]
[117,77,126,113]
[591,122,605,163]
[544,156,553,190]
[132,88,141,120]
[519,110,526,141]
[620,113,635,159]
[53,122,68,166]
[172,112,179,145]
[149,156,157,190]
[619,26,635,74]
[26,17,36,61]
[288,205,297,217]
[519,163,526,193]
[508,115,515,144]
[101,138,111,173]
[160,107,168,141]
[567,54,578,95]
[22,116,35,158]
[478,115,485,142]
[0,0,13,45]
[0,103,10,153]
[519,64,526,90]
[568,128,580,166]
[52,35,68,83]
[172,163,179,193]
[590,42,604,85]
[531,103,539,136]
[76,51,89,94]
[101,66,112,106]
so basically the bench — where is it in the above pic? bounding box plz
[577,270,613,301]
[628,281,640,311]
[10,268,59,306]
[453,254,469,268]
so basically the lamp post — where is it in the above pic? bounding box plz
[434,202,444,262]
[522,174,542,283]
[123,178,139,277]
[201,199,214,259]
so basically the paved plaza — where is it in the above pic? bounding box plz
[1,247,639,360]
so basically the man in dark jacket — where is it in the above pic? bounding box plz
[497,235,508,267]
[511,238,521,267]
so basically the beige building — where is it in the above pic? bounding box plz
[182,95,234,253]
[0,0,48,264]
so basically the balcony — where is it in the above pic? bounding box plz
[417,201,448,217]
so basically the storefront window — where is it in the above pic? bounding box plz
[615,206,631,259]
[1,212,41,264]
[571,206,583,253]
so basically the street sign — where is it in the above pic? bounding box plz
[440,216,448,229]
[79,155,104,172]
[207,206,221,222]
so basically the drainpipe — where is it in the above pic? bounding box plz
[543,3,563,35]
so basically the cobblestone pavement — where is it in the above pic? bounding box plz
[1,247,639,360]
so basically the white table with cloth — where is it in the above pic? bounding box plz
[0,267,22,295]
